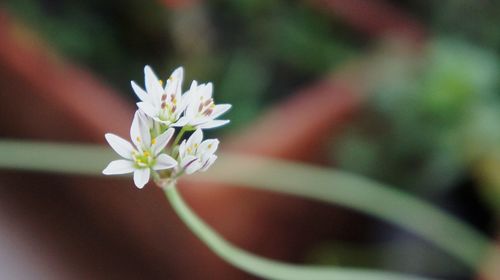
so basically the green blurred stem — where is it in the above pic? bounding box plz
[164,183,437,280]
[172,126,187,147]
[196,155,492,271]
[0,140,493,277]
[171,126,188,157]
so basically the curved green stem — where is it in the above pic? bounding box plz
[0,141,494,277]
[164,184,437,280]
[190,154,491,270]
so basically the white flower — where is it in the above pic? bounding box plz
[178,129,219,174]
[132,65,190,127]
[103,111,178,188]
[183,81,231,129]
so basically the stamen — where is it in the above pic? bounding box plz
[152,138,157,145]
[158,79,163,86]
[136,137,141,142]
[204,99,213,106]
[161,94,167,101]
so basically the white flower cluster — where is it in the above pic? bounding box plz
[103,66,231,188]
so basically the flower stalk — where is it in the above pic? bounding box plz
[164,182,439,280]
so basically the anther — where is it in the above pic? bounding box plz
[204,99,213,106]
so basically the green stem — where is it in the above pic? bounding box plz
[0,141,493,277]
[172,126,188,148]
[170,126,188,158]
[192,154,492,271]
[164,184,437,280]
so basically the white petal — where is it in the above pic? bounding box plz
[185,160,202,174]
[133,168,150,189]
[153,154,177,170]
[179,81,198,113]
[144,65,164,101]
[199,139,219,156]
[201,83,213,100]
[152,116,171,126]
[138,112,151,147]
[137,102,158,119]
[152,128,174,155]
[180,154,197,168]
[131,81,149,102]
[172,116,189,127]
[102,160,135,175]
[197,120,230,129]
[200,155,217,172]
[173,66,184,91]
[130,111,140,148]
[183,80,198,100]
[178,140,187,158]
[105,133,134,160]
[189,115,211,126]
[164,67,183,98]
[187,129,203,148]
[185,98,200,120]
[211,104,231,119]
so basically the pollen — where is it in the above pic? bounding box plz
[143,151,150,157]
[158,79,163,86]
[152,138,157,144]
[136,136,141,142]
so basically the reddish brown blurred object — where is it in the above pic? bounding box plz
[0,11,134,142]
[0,0,477,279]
[0,6,361,279]
[161,0,200,10]
[309,0,426,42]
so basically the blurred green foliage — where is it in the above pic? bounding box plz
[5,0,500,207]
[332,39,500,198]
[4,0,355,130]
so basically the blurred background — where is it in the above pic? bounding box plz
[0,0,499,279]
